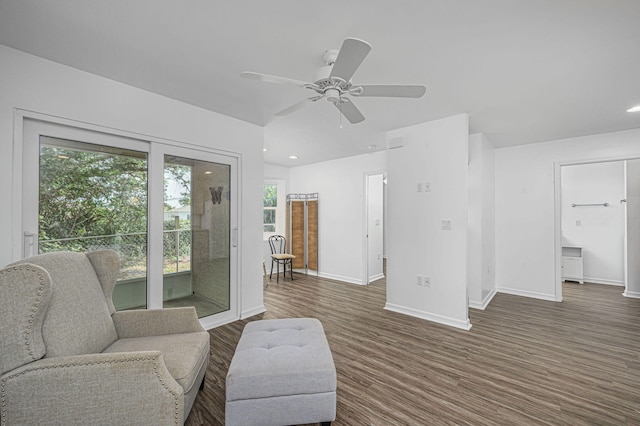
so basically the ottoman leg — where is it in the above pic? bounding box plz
[321,422,332,426]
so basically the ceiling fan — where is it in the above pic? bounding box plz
[241,38,426,124]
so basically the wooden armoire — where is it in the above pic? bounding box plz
[286,193,318,274]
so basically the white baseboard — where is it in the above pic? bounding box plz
[241,304,266,319]
[368,273,385,283]
[583,277,625,286]
[496,286,556,302]
[200,313,239,330]
[317,272,364,285]
[623,290,640,299]
[469,287,497,310]
[384,303,472,330]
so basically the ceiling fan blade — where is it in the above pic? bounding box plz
[353,85,426,98]
[275,96,324,116]
[335,98,365,124]
[329,38,372,82]
[241,71,316,89]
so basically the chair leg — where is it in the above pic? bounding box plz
[269,259,274,280]
[276,261,280,283]
[289,260,294,281]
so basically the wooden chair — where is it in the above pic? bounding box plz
[268,235,296,282]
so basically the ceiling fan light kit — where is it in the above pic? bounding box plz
[241,37,426,124]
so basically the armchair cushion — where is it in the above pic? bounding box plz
[0,264,52,375]
[10,252,118,357]
[103,331,209,394]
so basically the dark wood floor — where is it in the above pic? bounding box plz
[186,274,640,425]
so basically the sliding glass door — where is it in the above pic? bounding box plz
[162,153,235,318]
[21,119,238,323]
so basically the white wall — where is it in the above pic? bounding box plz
[625,159,640,298]
[288,150,387,284]
[386,114,470,330]
[495,128,640,301]
[561,162,625,285]
[467,133,496,309]
[0,45,265,320]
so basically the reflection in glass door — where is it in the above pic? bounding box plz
[163,155,231,318]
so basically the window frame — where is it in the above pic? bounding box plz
[263,179,286,240]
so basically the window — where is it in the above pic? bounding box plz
[263,183,278,233]
[263,180,285,239]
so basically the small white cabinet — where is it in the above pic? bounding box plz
[562,246,584,284]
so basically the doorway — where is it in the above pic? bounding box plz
[556,157,640,300]
[364,172,385,285]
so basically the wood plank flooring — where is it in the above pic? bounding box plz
[186,275,640,425]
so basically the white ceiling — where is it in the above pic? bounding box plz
[1,0,639,166]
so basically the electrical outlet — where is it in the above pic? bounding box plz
[575,220,581,226]
[423,276,431,287]
[424,182,431,192]
[441,220,452,230]
[416,276,423,286]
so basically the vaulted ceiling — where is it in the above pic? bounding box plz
[1,0,639,166]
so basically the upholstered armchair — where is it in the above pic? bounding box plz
[0,250,210,425]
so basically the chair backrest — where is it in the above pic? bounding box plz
[7,250,120,358]
[268,235,288,255]
[0,263,52,375]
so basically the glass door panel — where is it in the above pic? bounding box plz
[37,136,148,310]
[163,155,231,318]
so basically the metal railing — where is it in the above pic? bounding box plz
[39,229,192,280]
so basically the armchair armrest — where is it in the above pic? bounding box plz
[112,306,205,339]
[1,351,184,425]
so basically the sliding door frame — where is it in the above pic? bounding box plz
[12,108,242,326]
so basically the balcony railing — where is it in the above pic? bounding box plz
[39,229,192,280]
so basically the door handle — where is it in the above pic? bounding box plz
[23,231,36,258]
[232,227,238,248]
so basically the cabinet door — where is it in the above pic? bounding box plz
[562,257,582,280]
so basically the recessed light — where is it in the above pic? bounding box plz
[288,155,299,160]
[367,144,377,149]
[263,148,267,152]
[627,105,640,113]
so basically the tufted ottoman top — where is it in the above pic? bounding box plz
[226,318,336,402]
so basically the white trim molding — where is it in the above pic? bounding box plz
[497,286,556,302]
[623,290,640,299]
[317,272,364,286]
[241,304,267,319]
[469,287,497,310]
[384,303,472,331]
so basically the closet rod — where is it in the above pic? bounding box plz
[571,202,609,207]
